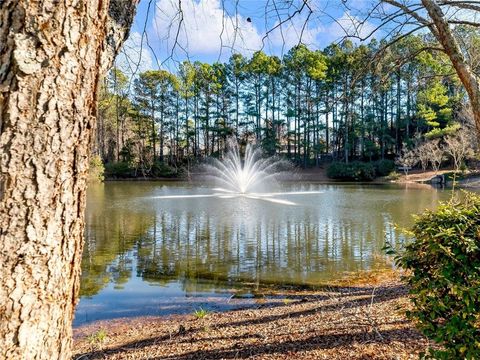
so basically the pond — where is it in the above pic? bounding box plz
[74,181,452,326]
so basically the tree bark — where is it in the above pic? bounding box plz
[0,1,137,359]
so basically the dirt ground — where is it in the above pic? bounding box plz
[284,166,452,184]
[73,271,434,360]
[394,169,450,183]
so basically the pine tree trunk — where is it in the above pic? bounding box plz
[0,1,137,359]
[421,0,480,136]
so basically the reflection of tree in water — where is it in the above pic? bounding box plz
[136,212,371,289]
[81,183,447,296]
[135,186,444,290]
[80,184,155,297]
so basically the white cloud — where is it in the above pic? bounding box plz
[263,9,377,53]
[322,11,377,44]
[267,15,324,52]
[152,0,263,57]
[115,31,154,76]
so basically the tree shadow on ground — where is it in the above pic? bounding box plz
[74,283,409,360]
[152,326,422,360]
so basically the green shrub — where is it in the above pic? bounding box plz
[104,162,134,178]
[151,161,177,178]
[389,192,480,359]
[176,166,190,179]
[373,159,395,177]
[385,171,400,181]
[88,155,104,182]
[326,161,375,181]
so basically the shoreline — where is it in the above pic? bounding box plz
[73,270,433,359]
[100,167,480,187]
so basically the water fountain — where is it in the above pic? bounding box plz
[153,139,323,205]
[205,140,290,194]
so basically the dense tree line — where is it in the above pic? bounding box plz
[95,29,479,176]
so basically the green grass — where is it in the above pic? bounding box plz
[86,329,107,345]
[193,307,210,319]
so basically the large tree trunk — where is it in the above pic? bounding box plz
[421,0,480,135]
[0,1,137,359]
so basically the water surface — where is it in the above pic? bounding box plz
[75,181,452,326]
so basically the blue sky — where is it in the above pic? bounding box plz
[116,0,379,74]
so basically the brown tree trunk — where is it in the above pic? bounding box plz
[0,1,137,359]
[421,0,480,135]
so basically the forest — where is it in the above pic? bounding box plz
[95,27,479,178]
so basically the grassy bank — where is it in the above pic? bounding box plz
[73,270,432,359]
